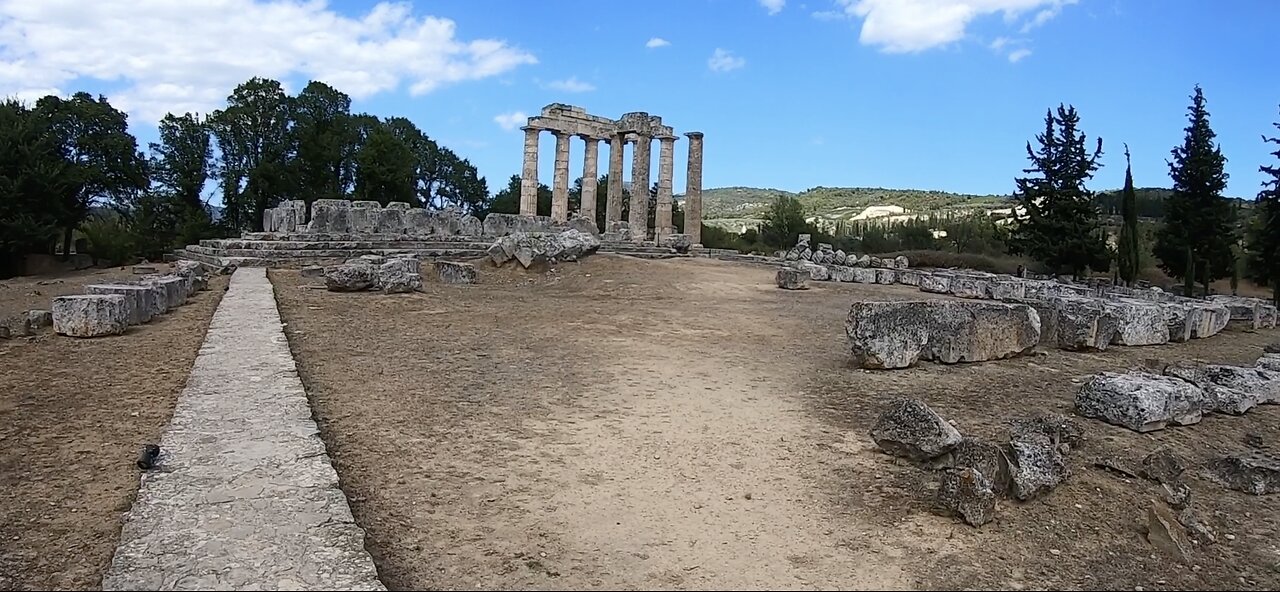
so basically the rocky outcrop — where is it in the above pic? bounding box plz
[1075,372,1206,432]
[52,295,128,338]
[846,300,1040,369]
[869,398,962,461]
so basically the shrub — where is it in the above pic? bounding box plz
[876,249,1037,275]
[80,215,137,266]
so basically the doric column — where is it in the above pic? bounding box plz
[654,135,677,243]
[579,135,600,227]
[551,131,571,222]
[628,134,651,242]
[519,126,540,216]
[606,134,625,226]
[684,131,704,245]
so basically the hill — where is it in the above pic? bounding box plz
[697,186,1013,231]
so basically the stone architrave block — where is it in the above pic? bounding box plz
[52,295,128,337]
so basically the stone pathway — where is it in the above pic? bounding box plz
[103,268,383,591]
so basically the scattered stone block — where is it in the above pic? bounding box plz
[936,468,996,527]
[436,261,478,285]
[52,295,128,337]
[324,264,379,292]
[1147,501,1190,558]
[1139,448,1186,484]
[948,275,990,299]
[850,267,877,283]
[918,273,950,294]
[893,255,910,269]
[826,265,855,283]
[869,398,962,461]
[488,235,518,266]
[26,309,52,329]
[1106,300,1171,346]
[850,254,871,267]
[1164,362,1280,413]
[1075,372,1206,432]
[1031,297,1119,351]
[846,300,1040,369]
[141,276,188,310]
[1258,354,1280,373]
[895,270,922,286]
[300,266,325,278]
[132,265,158,275]
[986,279,1026,300]
[1006,431,1068,500]
[945,436,1011,495]
[794,261,830,281]
[832,250,847,265]
[1009,413,1084,452]
[776,268,808,290]
[873,269,896,285]
[85,284,156,325]
[660,233,693,253]
[1208,453,1280,495]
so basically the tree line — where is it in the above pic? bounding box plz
[0,77,490,276]
[747,85,1280,302]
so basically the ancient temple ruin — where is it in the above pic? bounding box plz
[519,104,704,245]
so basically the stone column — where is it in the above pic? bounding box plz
[551,131,571,223]
[606,134,625,226]
[579,135,599,227]
[628,134,651,242]
[519,127,539,216]
[684,131,704,245]
[654,135,677,243]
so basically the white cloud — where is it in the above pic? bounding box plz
[835,0,1074,53]
[646,37,671,48]
[707,48,746,72]
[760,0,787,15]
[0,0,537,122]
[812,10,846,20]
[544,76,596,93]
[989,36,1011,51]
[1007,48,1032,62]
[493,111,527,131]
[1021,0,1076,32]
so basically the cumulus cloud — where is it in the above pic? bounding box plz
[989,36,1011,51]
[0,0,537,121]
[493,111,527,131]
[646,37,671,48]
[544,77,595,93]
[1007,48,1032,62]
[760,0,786,15]
[707,48,746,72]
[833,0,1075,53]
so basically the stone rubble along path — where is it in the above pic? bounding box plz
[103,268,384,591]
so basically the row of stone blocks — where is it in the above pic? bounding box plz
[51,261,209,338]
[262,199,602,239]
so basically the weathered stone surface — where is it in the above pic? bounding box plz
[918,273,950,294]
[436,261,478,285]
[1208,453,1280,495]
[799,247,812,261]
[893,255,910,269]
[986,279,1025,300]
[300,266,325,278]
[1257,353,1280,373]
[142,276,188,310]
[324,264,379,292]
[377,262,422,293]
[373,208,406,234]
[945,437,1011,495]
[776,267,808,290]
[355,254,386,266]
[1007,431,1068,500]
[832,250,847,265]
[1139,448,1186,484]
[308,199,352,233]
[52,295,128,337]
[850,267,877,283]
[896,270,922,286]
[873,269,896,285]
[846,300,1040,369]
[1147,502,1190,558]
[851,254,871,267]
[546,229,601,262]
[827,265,855,283]
[1164,304,1194,343]
[1105,300,1171,346]
[460,215,483,236]
[795,261,830,281]
[173,260,204,279]
[1266,342,1280,354]
[1009,413,1084,452]
[482,213,557,237]
[85,284,156,325]
[514,237,548,268]
[812,250,828,264]
[936,468,996,527]
[1033,297,1119,351]
[133,264,158,275]
[1164,362,1280,412]
[26,309,52,328]
[869,398,962,461]
[948,275,990,299]
[1075,372,1206,432]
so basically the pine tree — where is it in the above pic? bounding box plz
[1006,105,1110,279]
[1117,144,1140,285]
[1154,85,1235,296]
[1247,106,1280,304]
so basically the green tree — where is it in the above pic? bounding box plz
[1006,105,1110,279]
[0,100,68,276]
[1154,85,1235,296]
[758,195,808,248]
[1247,106,1280,303]
[210,77,294,231]
[150,113,212,209]
[34,92,148,259]
[290,81,357,202]
[484,174,550,218]
[1117,144,1141,285]
[354,120,417,204]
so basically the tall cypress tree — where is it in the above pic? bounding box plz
[1154,85,1235,296]
[1007,104,1110,279]
[1247,106,1280,304]
[1117,144,1140,285]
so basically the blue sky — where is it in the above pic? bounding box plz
[2,0,1277,198]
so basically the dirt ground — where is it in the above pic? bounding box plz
[0,266,167,326]
[0,272,228,591]
[273,256,1280,591]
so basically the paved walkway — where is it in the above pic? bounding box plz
[104,268,384,591]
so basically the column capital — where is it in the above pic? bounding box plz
[551,129,571,138]
[655,134,680,143]
[520,125,539,133]
[684,131,704,139]
[576,133,603,143]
